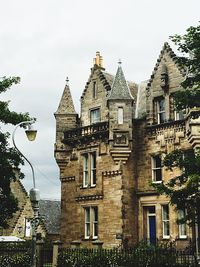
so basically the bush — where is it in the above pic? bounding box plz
[0,241,31,267]
[0,252,31,267]
[57,246,196,267]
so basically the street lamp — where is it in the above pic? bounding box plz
[12,120,40,267]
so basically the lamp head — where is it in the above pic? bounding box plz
[25,124,37,141]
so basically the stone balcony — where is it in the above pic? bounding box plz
[63,121,109,145]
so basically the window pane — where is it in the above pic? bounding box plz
[162,205,170,237]
[178,209,187,237]
[85,208,90,238]
[155,169,162,181]
[85,208,90,222]
[152,155,162,182]
[92,207,98,238]
[91,152,96,185]
[157,99,166,124]
[163,205,169,220]
[159,99,165,111]
[155,156,161,168]
[91,109,100,124]
[163,221,170,236]
[83,154,89,186]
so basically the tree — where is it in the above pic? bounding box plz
[0,76,32,228]
[153,22,200,225]
[153,149,200,225]
[170,22,200,110]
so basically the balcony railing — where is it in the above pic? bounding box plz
[63,121,109,145]
[146,119,186,135]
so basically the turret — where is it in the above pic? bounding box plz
[54,78,78,145]
[107,61,134,164]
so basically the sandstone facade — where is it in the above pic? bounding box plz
[55,46,200,248]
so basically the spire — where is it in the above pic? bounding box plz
[108,62,133,100]
[55,78,77,114]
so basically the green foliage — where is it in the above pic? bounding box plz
[0,241,31,267]
[0,76,33,228]
[0,252,31,267]
[153,149,200,225]
[170,22,200,110]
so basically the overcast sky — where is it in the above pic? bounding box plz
[0,0,199,200]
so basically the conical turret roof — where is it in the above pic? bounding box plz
[55,79,77,114]
[108,62,134,100]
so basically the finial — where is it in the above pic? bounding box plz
[66,76,69,85]
[118,59,122,65]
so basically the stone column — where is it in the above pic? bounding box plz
[52,240,62,267]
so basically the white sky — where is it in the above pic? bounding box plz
[0,0,200,199]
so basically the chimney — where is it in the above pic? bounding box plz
[93,51,103,68]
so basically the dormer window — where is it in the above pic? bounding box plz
[118,107,124,124]
[90,108,100,124]
[157,98,166,124]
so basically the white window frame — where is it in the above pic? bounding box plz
[84,206,98,239]
[90,152,96,187]
[83,154,89,187]
[178,209,187,239]
[92,207,98,239]
[118,107,124,124]
[157,98,166,124]
[84,207,90,239]
[151,155,162,183]
[162,205,170,239]
[83,151,97,188]
[90,108,100,124]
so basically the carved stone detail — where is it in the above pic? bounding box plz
[61,176,75,183]
[75,194,103,202]
[102,170,122,177]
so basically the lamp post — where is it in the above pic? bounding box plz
[12,120,40,267]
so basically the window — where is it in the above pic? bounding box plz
[157,98,166,124]
[90,108,100,124]
[83,152,97,187]
[84,207,98,239]
[91,152,96,186]
[25,218,31,237]
[174,110,185,121]
[162,205,170,238]
[118,107,124,124]
[178,209,187,238]
[92,207,98,238]
[85,207,90,239]
[83,154,89,187]
[151,155,162,183]
[92,81,97,98]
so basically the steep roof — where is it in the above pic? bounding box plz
[56,80,77,114]
[146,42,185,94]
[39,199,61,235]
[108,63,134,100]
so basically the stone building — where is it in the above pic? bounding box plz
[55,45,200,248]
[0,178,60,241]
